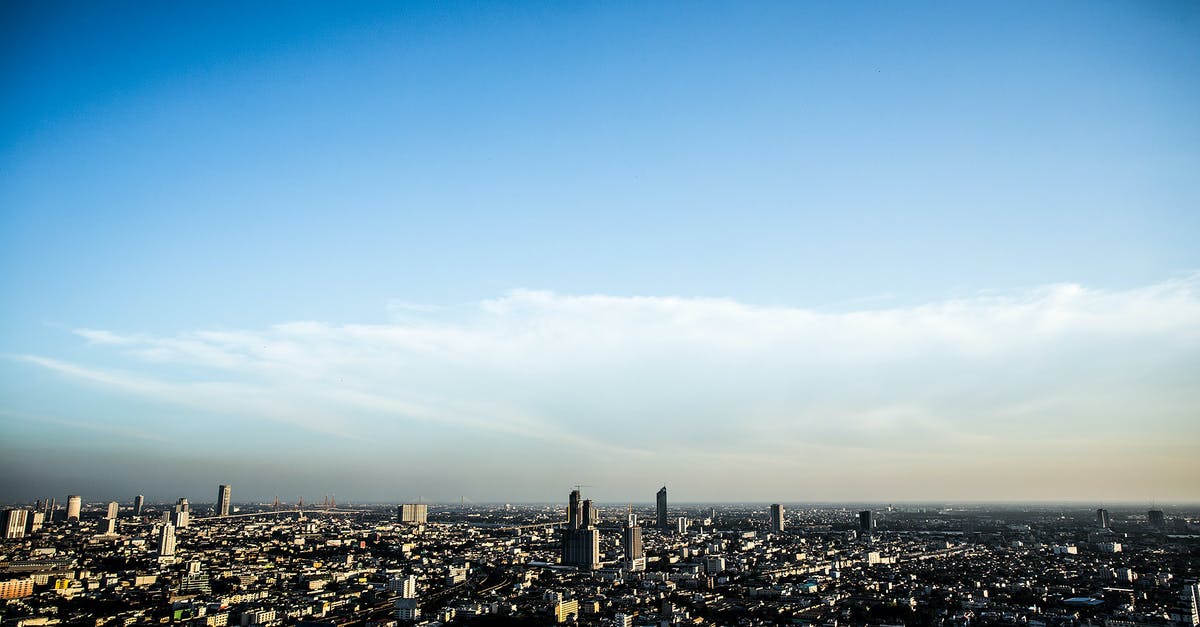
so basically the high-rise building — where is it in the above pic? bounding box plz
[102,517,116,535]
[1149,509,1165,529]
[676,516,689,534]
[859,510,875,533]
[26,511,44,534]
[133,495,144,517]
[656,486,668,529]
[770,504,785,533]
[398,503,428,525]
[106,501,118,519]
[158,523,176,558]
[66,495,81,521]
[1096,508,1110,529]
[173,498,190,528]
[567,489,581,529]
[623,512,644,570]
[582,499,598,527]
[3,509,28,539]
[217,484,231,517]
[561,490,599,570]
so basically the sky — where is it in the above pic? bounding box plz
[1,1,1198,505]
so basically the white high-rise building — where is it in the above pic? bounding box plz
[3,509,28,539]
[106,501,119,519]
[66,495,81,521]
[158,523,176,558]
[398,503,428,525]
[172,498,190,528]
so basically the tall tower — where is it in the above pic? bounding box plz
[656,486,668,529]
[66,495,82,521]
[217,485,231,517]
[2,509,28,539]
[582,499,598,527]
[561,489,599,570]
[1096,508,1110,529]
[770,504,785,533]
[134,495,144,517]
[398,503,428,524]
[1148,509,1165,529]
[173,498,190,528]
[106,501,119,519]
[623,510,644,570]
[859,510,875,533]
[158,523,176,559]
[567,489,582,529]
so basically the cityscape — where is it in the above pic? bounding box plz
[3,1,1199,626]
[1,487,1198,626]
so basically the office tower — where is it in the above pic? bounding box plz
[398,503,428,525]
[623,512,645,571]
[1148,509,1165,529]
[27,510,44,534]
[216,484,231,517]
[66,495,81,521]
[158,523,176,558]
[656,486,668,529]
[560,490,600,570]
[1096,508,1110,529]
[859,510,875,533]
[582,499,598,527]
[677,516,689,534]
[134,495,144,517]
[567,489,581,529]
[3,509,28,539]
[770,503,785,533]
[562,526,598,569]
[173,498,190,528]
[103,517,116,535]
[106,501,118,519]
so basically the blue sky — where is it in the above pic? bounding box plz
[1,1,1198,504]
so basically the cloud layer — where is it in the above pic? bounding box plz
[17,274,1200,501]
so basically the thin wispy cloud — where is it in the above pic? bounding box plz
[15,274,1200,500]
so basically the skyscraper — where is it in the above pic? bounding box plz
[561,490,599,570]
[859,510,875,533]
[582,499,598,527]
[66,495,81,521]
[624,511,643,557]
[567,489,581,529]
[1096,508,1110,529]
[2,509,28,539]
[1149,509,1165,529]
[398,503,428,525]
[106,501,119,519]
[770,503,785,532]
[158,523,176,559]
[217,484,231,517]
[134,495,144,517]
[173,498,190,528]
[656,486,668,529]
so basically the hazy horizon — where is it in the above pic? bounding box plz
[3,2,1198,504]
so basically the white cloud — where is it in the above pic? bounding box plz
[19,274,1200,499]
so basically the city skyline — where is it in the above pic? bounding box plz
[3,2,1200,504]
